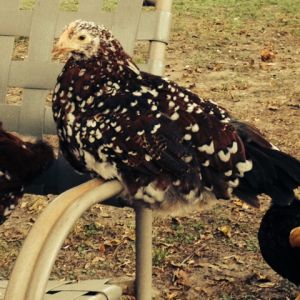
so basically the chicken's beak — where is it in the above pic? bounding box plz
[289,227,300,248]
[52,40,73,59]
[52,46,70,59]
[52,30,73,59]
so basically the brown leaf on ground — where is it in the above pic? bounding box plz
[267,104,279,111]
[173,269,192,287]
[260,48,276,62]
[218,225,232,238]
[98,242,106,255]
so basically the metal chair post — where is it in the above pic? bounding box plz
[134,1,172,299]
[135,205,153,300]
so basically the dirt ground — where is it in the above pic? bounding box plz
[1,1,300,299]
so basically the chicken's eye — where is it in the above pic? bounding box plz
[78,35,86,41]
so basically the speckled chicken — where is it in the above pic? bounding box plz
[52,20,300,211]
[0,122,54,223]
[259,199,300,286]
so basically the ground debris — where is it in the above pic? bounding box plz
[260,48,276,62]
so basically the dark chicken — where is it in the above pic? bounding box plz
[52,20,300,211]
[0,122,54,223]
[259,199,300,286]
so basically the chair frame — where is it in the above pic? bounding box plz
[0,0,173,299]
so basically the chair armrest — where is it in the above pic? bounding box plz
[24,155,128,208]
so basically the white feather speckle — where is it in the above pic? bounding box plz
[87,120,97,128]
[133,91,142,97]
[229,178,239,187]
[184,134,192,141]
[87,96,94,104]
[145,154,152,161]
[115,125,122,132]
[236,160,253,177]
[191,124,199,132]
[83,150,120,180]
[96,129,102,139]
[150,89,159,97]
[78,69,86,76]
[54,83,60,93]
[224,170,232,177]
[202,160,210,167]
[151,124,161,134]
[115,146,123,154]
[173,180,181,186]
[183,156,193,163]
[198,141,215,154]
[183,96,189,102]
[228,141,238,154]
[169,101,175,108]
[131,100,138,107]
[4,172,11,180]
[3,207,12,217]
[171,112,180,121]
[218,150,231,162]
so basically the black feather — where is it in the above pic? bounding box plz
[233,120,300,206]
[0,124,54,223]
[258,198,300,285]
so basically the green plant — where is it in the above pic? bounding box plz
[153,247,168,266]
[246,238,259,252]
[83,223,98,237]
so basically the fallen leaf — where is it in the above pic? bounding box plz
[196,262,221,271]
[173,269,192,287]
[268,104,279,111]
[258,282,276,288]
[218,225,232,238]
[167,291,179,299]
[214,275,235,282]
[98,242,106,255]
[91,256,105,264]
[233,199,250,210]
[260,49,275,62]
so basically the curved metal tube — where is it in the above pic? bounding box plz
[4,179,123,300]
[135,204,152,300]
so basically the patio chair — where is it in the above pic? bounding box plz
[0,0,172,299]
[1,279,122,300]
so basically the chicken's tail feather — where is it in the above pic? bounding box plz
[231,120,299,206]
[237,143,300,206]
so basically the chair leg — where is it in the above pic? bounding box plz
[4,179,123,300]
[135,205,153,300]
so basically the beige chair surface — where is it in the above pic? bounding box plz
[0,0,171,136]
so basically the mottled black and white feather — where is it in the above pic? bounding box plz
[52,20,300,210]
